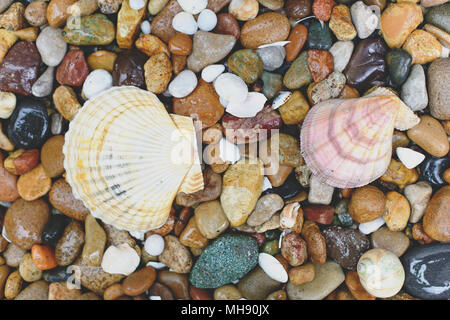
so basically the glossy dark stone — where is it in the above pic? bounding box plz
[0,41,41,96]
[344,37,388,92]
[420,157,450,187]
[285,0,311,20]
[386,49,412,87]
[7,97,50,149]
[264,229,281,241]
[112,49,147,88]
[43,266,72,282]
[307,21,332,50]
[402,243,450,300]
[322,225,370,270]
[42,214,71,246]
[263,172,302,200]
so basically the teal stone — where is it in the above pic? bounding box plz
[261,71,282,99]
[283,51,313,89]
[425,3,450,34]
[189,233,259,289]
[386,49,412,87]
[337,212,354,227]
[308,21,332,50]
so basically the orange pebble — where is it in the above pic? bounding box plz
[443,168,450,184]
[168,33,192,56]
[341,188,353,198]
[285,24,308,62]
[31,245,58,270]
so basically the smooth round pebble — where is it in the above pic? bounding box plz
[177,0,208,14]
[213,73,248,103]
[172,12,198,35]
[201,64,225,82]
[141,20,151,34]
[129,0,145,10]
[144,234,165,256]
[82,69,113,100]
[101,244,140,276]
[258,253,288,283]
[198,9,217,32]
[36,26,67,67]
[168,70,198,98]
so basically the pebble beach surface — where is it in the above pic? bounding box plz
[0,0,449,301]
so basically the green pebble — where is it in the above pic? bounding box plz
[228,49,263,84]
[283,51,312,89]
[62,14,116,46]
[308,21,332,50]
[261,71,283,99]
[386,49,412,87]
[262,239,280,255]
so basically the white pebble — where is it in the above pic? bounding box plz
[226,92,267,118]
[359,217,385,235]
[144,234,165,256]
[201,64,225,82]
[129,0,145,10]
[396,147,425,169]
[168,70,198,98]
[0,91,16,119]
[329,41,354,72]
[140,20,151,34]
[351,1,379,39]
[219,97,229,107]
[172,12,198,35]
[146,261,167,269]
[177,0,208,14]
[219,137,241,163]
[82,69,113,100]
[262,177,272,191]
[258,253,288,283]
[197,9,217,31]
[101,244,140,275]
[214,72,248,103]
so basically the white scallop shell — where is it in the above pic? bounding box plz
[63,86,203,232]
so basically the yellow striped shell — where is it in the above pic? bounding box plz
[63,86,203,231]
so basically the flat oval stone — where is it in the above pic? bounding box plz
[7,97,49,149]
[62,13,115,45]
[371,226,410,257]
[428,58,450,120]
[240,12,290,49]
[401,243,450,300]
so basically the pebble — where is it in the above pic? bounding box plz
[82,69,113,100]
[420,157,450,187]
[277,90,309,125]
[403,30,442,65]
[178,0,207,14]
[14,280,48,300]
[407,115,450,157]
[74,258,124,294]
[55,221,84,266]
[256,46,286,72]
[148,0,168,14]
[214,13,240,39]
[214,284,242,300]
[112,49,147,88]
[358,216,385,235]
[283,51,312,89]
[32,67,54,98]
[351,1,378,39]
[237,266,282,299]
[329,41,353,73]
[329,4,356,41]
[137,34,170,57]
[229,0,259,21]
[240,12,290,49]
[401,64,428,111]
[4,199,49,250]
[386,48,412,88]
[307,49,334,83]
[3,243,25,267]
[308,174,334,205]
[308,71,346,105]
[0,2,24,31]
[402,243,450,300]
[179,217,208,248]
[122,266,156,296]
[349,185,386,224]
[19,253,42,282]
[285,24,307,62]
[383,191,410,232]
[396,147,425,169]
[287,261,345,300]
[56,48,89,87]
[261,71,283,100]
[24,1,47,27]
[62,14,115,45]
[4,270,22,299]
[46,0,76,28]
[31,244,57,270]
[198,9,217,32]
[190,233,258,288]
[323,225,370,270]
[258,252,288,283]
[173,79,224,128]
[221,158,264,226]
[281,232,307,266]
[81,215,106,267]
[201,64,225,83]
[172,11,198,35]
[0,41,40,96]
[194,200,229,239]
[288,263,315,286]
[159,235,192,273]
[345,270,376,300]
[17,164,51,201]
[42,215,70,247]
[140,20,151,34]
[168,70,197,98]
[371,227,410,257]
[228,49,264,84]
[0,91,15,119]
[425,3,450,34]
[428,58,450,120]
[404,182,433,223]
[423,185,450,242]
[187,31,236,73]
[0,153,19,202]
[40,135,64,178]
[36,26,67,67]
[157,270,190,299]
[101,244,139,275]
[357,248,405,298]
[247,194,284,227]
[130,0,145,10]
[145,52,173,94]
[48,282,81,300]
[214,72,248,103]
[52,86,81,122]
[285,0,311,19]
[380,2,423,48]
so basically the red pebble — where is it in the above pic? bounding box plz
[303,205,335,224]
[307,49,334,82]
[56,47,89,87]
[312,0,336,21]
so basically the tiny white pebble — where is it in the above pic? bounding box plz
[172,12,198,35]
[197,9,217,32]
[129,0,145,10]
[358,217,385,235]
[396,147,425,169]
[201,64,225,82]
[144,234,165,256]
[177,0,208,14]
[168,70,198,98]
[140,20,151,34]
[150,296,162,300]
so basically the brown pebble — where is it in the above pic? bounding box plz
[41,135,65,178]
[49,178,90,221]
[348,185,386,223]
[122,266,156,296]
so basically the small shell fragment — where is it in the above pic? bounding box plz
[258,41,291,49]
[258,253,288,283]
[226,92,267,118]
[396,147,425,169]
[280,202,301,229]
[272,91,292,110]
